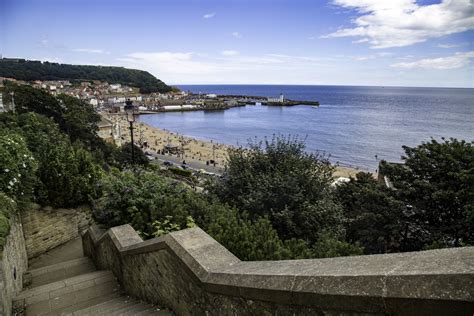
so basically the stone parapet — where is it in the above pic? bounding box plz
[82,224,474,316]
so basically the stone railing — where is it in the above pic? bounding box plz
[82,224,474,315]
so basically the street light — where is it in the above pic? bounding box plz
[402,204,414,251]
[124,99,136,164]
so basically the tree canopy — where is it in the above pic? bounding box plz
[208,136,343,244]
[0,58,171,93]
[381,138,474,247]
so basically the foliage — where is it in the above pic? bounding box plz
[93,169,319,261]
[208,135,343,243]
[3,82,64,124]
[312,233,364,258]
[3,82,117,164]
[0,132,37,201]
[0,112,102,207]
[114,142,150,167]
[56,94,101,147]
[152,215,195,238]
[382,138,474,247]
[336,172,406,253]
[0,193,17,252]
[169,167,193,178]
[0,59,171,93]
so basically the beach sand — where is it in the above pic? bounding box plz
[103,113,367,179]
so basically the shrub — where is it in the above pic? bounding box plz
[93,169,318,260]
[0,193,17,252]
[0,112,102,207]
[0,132,37,201]
[207,135,343,243]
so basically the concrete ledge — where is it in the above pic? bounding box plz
[82,224,474,315]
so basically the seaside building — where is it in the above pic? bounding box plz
[267,93,284,103]
[97,117,114,143]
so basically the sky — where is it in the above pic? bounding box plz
[1,0,473,87]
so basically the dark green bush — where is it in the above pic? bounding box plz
[93,169,320,260]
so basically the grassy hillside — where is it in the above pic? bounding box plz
[0,58,172,93]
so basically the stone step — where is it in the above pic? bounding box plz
[112,300,152,315]
[71,296,139,315]
[135,307,174,316]
[71,295,174,316]
[24,257,96,288]
[14,270,121,315]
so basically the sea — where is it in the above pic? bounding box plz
[138,85,474,172]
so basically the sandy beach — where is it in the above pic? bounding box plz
[103,113,366,179]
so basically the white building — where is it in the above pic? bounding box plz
[163,105,196,111]
[267,93,284,103]
[89,99,99,106]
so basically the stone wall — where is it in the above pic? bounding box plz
[22,205,92,259]
[0,214,28,316]
[83,224,474,316]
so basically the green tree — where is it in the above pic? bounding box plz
[56,94,101,148]
[3,83,115,165]
[336,172,406,253]
[114,142,150,167]
[3,82,64,125]
[93,169,318,260]
[382,138,474,247]
[208,135,343,243]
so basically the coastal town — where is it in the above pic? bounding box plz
[0,76,319,115]
[0,77,360,180]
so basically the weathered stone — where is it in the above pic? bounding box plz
[82,224,474,315]
[0,213,28,316]
[21,206,93,260]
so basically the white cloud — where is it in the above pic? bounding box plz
[116,52,218,79]
[232,32,243,39]
[221,50,240,56]
[203,13,215,19]
[391,51,474,69]
[437,43,463,48]
[324,0,474,48]
[351,52,394,61]
[72,48,109,54]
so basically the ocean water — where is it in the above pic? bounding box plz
[139,85,474,171]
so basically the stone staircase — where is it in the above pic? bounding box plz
[13,239,172,316]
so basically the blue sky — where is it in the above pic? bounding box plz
[1,0,473,87]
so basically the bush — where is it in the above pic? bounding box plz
[336,172,405,254]
[0,132,37,201]
[207,135,343,243]
[0,193,17,252]
[115,142,149,167]
[0,112,102,207]
[93,169,317,260]
[383,138,474,247]
[169,167,193,178]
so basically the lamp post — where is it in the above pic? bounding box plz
[124,99,136,164]
[402,204,414,251]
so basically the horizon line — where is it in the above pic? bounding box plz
[171,83,474,89]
